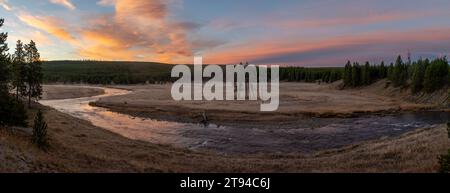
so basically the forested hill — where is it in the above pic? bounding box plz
[42,60,344,85]
[43,61,174,84]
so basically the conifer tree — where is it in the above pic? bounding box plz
[423,57,449,93]
[343,61,352,86]
[351,62,361,87]
[24,40,43,107]
[411,59,426,93]
[0,18,9,94]
[12,40,27,100]
[32,110,48,148]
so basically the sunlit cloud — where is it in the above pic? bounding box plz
[97,0,116,7]
[49,0,76,10]
[0,0,11,11]
[73,0,205,63]
[17,13,76,43]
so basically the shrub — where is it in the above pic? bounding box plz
[32,110,48,149]
[0,94,28,127]
[438,149,450,173]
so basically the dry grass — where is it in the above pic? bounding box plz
[2,82,449,172]
[92,82,433,124]
[42,85,104,100]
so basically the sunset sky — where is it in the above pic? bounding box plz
[1,0,450,66]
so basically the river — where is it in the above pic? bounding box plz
[40,86,449,154]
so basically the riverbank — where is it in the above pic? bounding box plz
[91,82,435,126]
[1,103,449,172]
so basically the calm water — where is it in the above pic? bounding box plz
[40,86,449,154]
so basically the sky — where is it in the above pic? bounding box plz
[1,0,450,66]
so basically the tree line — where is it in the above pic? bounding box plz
[343,55,449,93]
[279,67,342,83]
[343,61,388,87]
[42,61,344,85]
[0,18,46,148]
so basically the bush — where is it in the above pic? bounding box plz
[0,94,28,127]
[32,110,48,149]
[438,149,450,173]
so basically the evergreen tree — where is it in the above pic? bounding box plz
[362,61,371,85]
[12,40,27,100]
[392,55,407,87]
[343,61,352,86]
[0,18,9,94]
[24,40,43,107]
[411,59,426,93]
[0,19,28,127]
[351,62,361,87]
[423,57,449,93]
[32,110,48,149]
[387,63,394,81]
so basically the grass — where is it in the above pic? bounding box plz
[1,102,449,172]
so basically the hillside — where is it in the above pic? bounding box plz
[43,61,174,84]
[335,79,450,108]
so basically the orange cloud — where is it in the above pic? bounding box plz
[74,0,199,63]
[49,0,76,10]
[18,13,76,43]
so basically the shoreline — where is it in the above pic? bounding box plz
[90,101,437,127]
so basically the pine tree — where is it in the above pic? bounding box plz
[387,63,394,82]
[379,61,386,78]
[32,110,48,148]
[423,57,449,93]
[0,18,9,94]
[12,40,27,100]
[411,59,426,93]
[0,19,28,127]
[351,63,361,87]
[24,40,43,107]
[362,61,371,85]
[392,55,407,87]
[343,61,352,86]
[0,18,11,126]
